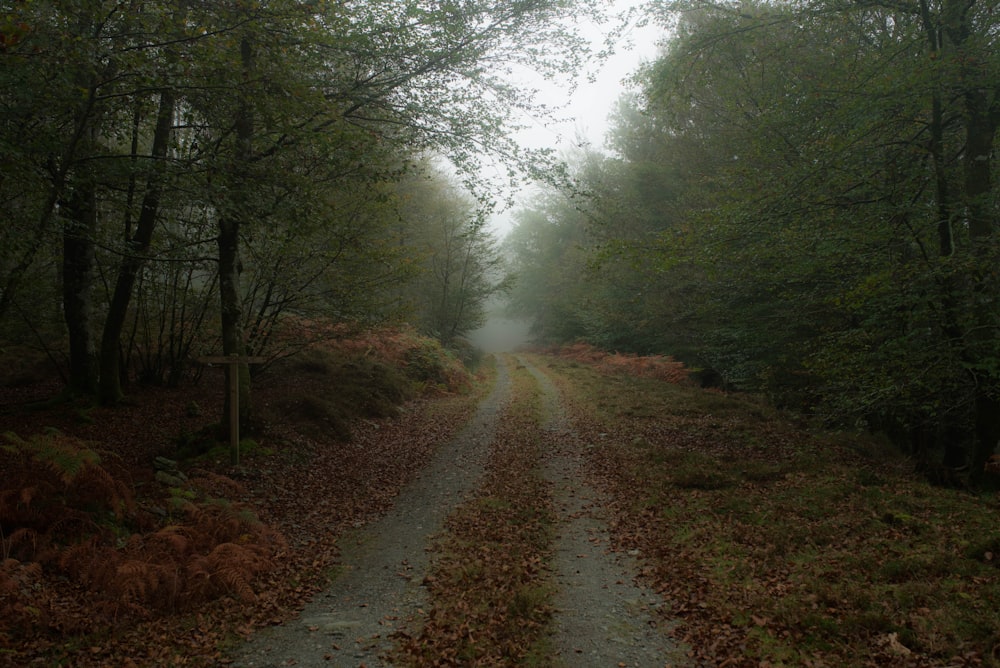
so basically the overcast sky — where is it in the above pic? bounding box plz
[488,1,664,236]
[521,4,661,152]
[470,3,664,349]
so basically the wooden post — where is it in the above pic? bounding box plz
[198,354,264,466]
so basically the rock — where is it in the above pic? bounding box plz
[154,456,178,471]
[153,456,188,485]
[155,470,187,487]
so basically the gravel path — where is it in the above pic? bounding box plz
[233,355,687,667]
[520,356,689,668]
[231,359,511,668]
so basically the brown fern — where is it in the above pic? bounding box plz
[1,527,38,561]
[1,430,128,560]
[2,427,286,627]
[114,558,179,613]
[147,524,192,557]
[2,430,101,485]
[56,537,105,585]
[187,541,272,603]
[69,463,133,519]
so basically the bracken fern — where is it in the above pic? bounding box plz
[0,430,285,636]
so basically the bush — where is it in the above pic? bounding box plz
[272,346,417,441]
[0,431,284,632]
[552,342,692,385]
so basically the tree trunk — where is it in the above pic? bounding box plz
[918,0,953,256]
[963,89,998,482]
[0,87,98,322]
[99,89,175,405]
[940,0,1000,479]
[919,0,999,480]
[62,181,99,395]
[218,32,255,436]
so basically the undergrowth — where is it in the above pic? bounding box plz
[535,354,1000,667]
[0,325,484,665]
[0,429,284,645]
[544,342,692,385]
[264,329,472,441]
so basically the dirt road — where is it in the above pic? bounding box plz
[231,355,685,667]
[524,359,686,667]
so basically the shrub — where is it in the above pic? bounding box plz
[552,343,692,385]
[0,430,284,631]
[1,430,132,560]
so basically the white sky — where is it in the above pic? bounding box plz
[486,1,664,236]
[521,5,661,152]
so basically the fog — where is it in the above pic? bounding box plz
[467,316,533,353]
[471,1,657,352]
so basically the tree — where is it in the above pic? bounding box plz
[1,0,126,393]
[515,0,998,475]
[187,0,601,430]
[2,0,609,435]
[396,169,510,345]
[2,1,212,397]
[504,182,597,345]
[98,87,177,404]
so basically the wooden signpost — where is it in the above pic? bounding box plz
[199,354,265,466]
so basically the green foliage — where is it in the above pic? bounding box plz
[0,0,607,409]
[394,167,512,345]
[2,429,102,486]
[542,354,1000,664]
[509,0,1000,474]
[503,185,598,345]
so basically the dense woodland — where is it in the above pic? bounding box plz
[2,0,1000,663]
[507,0,1000,481]
[0,2,995,474]
[0,1,599,658]
[0,0,601,426]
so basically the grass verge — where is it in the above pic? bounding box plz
[533,354,1000,667]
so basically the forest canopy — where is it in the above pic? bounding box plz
[3,0,997,478]
[0,0,604,424]
[505,0,1000,479]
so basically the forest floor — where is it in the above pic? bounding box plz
[230,354,687,667]
[3,341,1000,666]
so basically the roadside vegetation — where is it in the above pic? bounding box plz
[534,353,1000,666]
[10,0,997,665]
[6,336,1000,666]
[506,0,1000,485]
[0,329,483,666]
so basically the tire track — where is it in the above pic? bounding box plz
[232,358,511,668]
[519,356,689,668]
